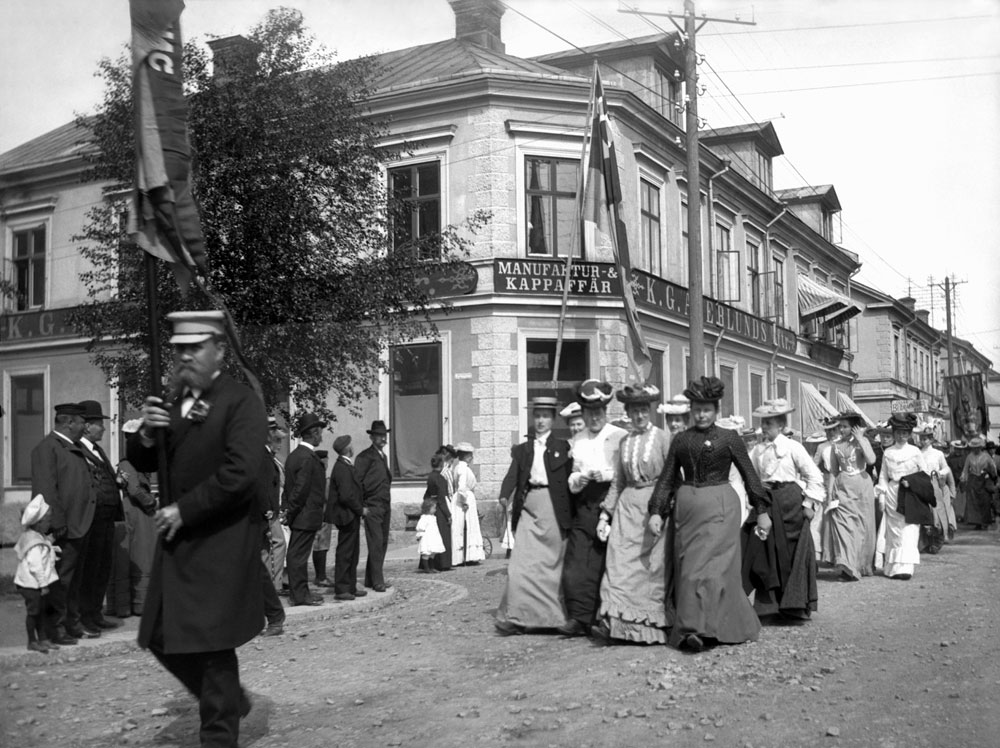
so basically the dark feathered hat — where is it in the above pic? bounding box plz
[682,376,725,403]
[616,384,661,405]
[887,412,917,431]
[576,379,614,409]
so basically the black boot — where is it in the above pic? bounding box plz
[313,551,330,586]
[418,557,431,573]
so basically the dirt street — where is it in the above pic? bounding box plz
[2,531,998,748]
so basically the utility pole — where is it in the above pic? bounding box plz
[931,275,967,378]
[620,2,754,380]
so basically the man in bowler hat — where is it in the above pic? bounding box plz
[31,402,94,644]
[129,310,266,747]
[327,435,367,600]
[282,413,328,606]
[355,420,393,591]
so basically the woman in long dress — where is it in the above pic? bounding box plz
[649,377,768,651]
[876,412,929,580]
[917,427,956,552]
[452,442,486,565]
[747,399,825,620]
[592,385,671,645]
[961,437,998,530]
[425,453,453,571]
[825,411,878,580]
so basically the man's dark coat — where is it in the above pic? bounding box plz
[128,372,267,654]
[326,456,364,527]
[282,444,326,531]
[31,432,96,539]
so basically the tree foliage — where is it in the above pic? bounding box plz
[72,7,483,419]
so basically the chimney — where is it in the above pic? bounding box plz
[207,35,258,85]
[449,0,505,53]
[899,296,917,311]
[916,309,930,324]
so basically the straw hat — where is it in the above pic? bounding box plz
[657,393,691,416]
[752,398,796,418]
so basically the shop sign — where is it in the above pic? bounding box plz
[493,259,622,296]
[1,307,78,343]
[891,398,930,413]
[633,271,798,354]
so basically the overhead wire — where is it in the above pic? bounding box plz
[700,14,998,36]
[716,53,1000,74]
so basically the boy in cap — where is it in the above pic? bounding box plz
[15,495,61,653]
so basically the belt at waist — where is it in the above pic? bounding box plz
[527,483,548,490]
[681,480,729,488]
[630,480,657,489]
[763,481,798,489]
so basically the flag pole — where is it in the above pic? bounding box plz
[142,249,171,504]
[552,64,599,390]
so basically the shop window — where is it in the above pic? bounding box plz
[719,364,736,417]
[750,371,764,413]
[526,339,588,440]
[13,224,46,310]
[389,342,441,479]
[388,162,441,261]
[639,180,661,275]
[10,374,45,484]
[526,157,579,257]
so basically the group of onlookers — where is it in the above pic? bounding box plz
[491,374,1000,652]
[15,401,158,653]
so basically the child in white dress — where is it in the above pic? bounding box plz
[15,495,60,653]
[416,499,446,573]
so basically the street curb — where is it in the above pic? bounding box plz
[0,585,399,672]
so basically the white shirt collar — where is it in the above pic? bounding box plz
[298,441,316,452]
[764,432,790,457]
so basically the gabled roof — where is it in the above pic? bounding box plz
[775,184,841,212]
[701,121,784,158]
[532,32,681,66]
[369,37,573,92]
[0,118,95,176]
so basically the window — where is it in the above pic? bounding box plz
[639,180,661,275]
[746,239,762,316]
[750,371,764,413]
[12,224,46,310]
[775,377,788,401]
[10,374,45,484]
[388,162,441,260]
[526,157,579,257]
[893,331,901,378]
[648,346,665,428]
[715,223,739,302]
[526,339,588,440]
[719,364,736,417]
[755,148,772,191]
[772,256,785,325]
[389,343,441,479]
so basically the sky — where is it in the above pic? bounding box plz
[2,0,999,368]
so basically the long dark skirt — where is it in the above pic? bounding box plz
[432,509,452,571]
[668,483,760,646]
[745,482,817,619]
[562,481,608,626]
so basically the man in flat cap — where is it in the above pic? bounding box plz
[356,420,393,592]
[282,413,328,606]
[129,310,267,747]
[76,399,125,636]
[31,402,95,644]
[327,435,367,601]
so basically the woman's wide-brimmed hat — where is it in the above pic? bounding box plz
[836,410,866,426]
[887,412,917,431]
[968,436,986,449]
[716,415,746,432]
[752,398,796,418]
[454,441,475,454]
[657,393,691,416]
[683,376,725,403]
[805,430,828,443]
[558,401,582,418]
[821,415,841,429]
[916,424,936,437]
[616,384,661,405]
[576,379,614,409]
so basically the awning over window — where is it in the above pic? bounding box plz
[837,392,876,429]
[800,382,840,436]
[797,275,862,326]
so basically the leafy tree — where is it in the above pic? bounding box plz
[72,7,483,418]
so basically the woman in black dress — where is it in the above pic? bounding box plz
[425,453,453,571]
[648,376,770,651]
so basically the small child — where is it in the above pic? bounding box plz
[14,495,60,653]
[415,498,445,573]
